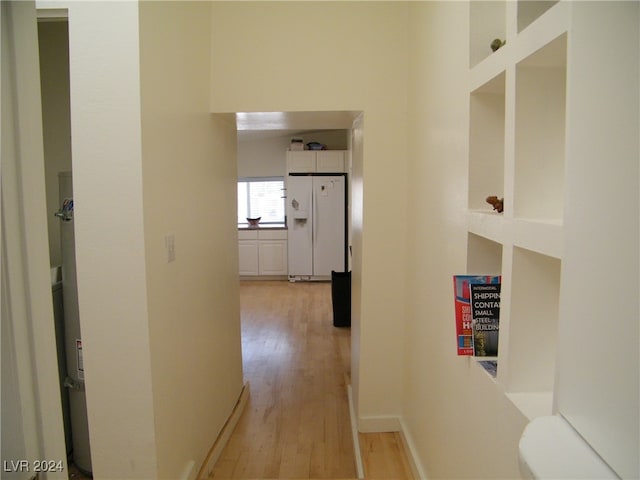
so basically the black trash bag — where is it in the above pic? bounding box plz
[331,271,351,327]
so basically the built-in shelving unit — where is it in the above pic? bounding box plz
[466,0,569,420]
[467,2,639,476]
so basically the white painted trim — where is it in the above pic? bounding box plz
[347,385,365,479]
[196,382,250,480]
[36,8,67,20]
[353,411,429,479]
[398,417,429,480]
[357,414,402,433]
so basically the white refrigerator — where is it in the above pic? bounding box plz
[287,174,346,280]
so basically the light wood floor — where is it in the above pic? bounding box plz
[209,281,413,480]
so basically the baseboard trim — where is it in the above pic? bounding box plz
[398,418,428,480]
[239,275,288,281]
[196,382,250,480]
[354,412,428,479]
[347,384,365,479]
[358,414,402,433]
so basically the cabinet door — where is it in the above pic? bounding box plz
[258,240,288,275]
[238,240,259,275]
[287,151,316,173]
[316,150,345,173]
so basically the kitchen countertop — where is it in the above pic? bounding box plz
[238,224,287,230]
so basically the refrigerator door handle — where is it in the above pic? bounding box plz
[313,187,317,248]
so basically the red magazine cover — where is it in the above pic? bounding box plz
[452,275,501,356]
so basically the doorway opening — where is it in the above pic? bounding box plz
[220,111,365,477]
[37,14,92,478]
[235,111,359,280]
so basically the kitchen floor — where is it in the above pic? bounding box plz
[209,280,414,479]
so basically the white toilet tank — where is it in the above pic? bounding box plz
[518,416,618,479]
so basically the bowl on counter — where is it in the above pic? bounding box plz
[247,217,261,228]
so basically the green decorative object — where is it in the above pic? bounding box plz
[490,38,506,52]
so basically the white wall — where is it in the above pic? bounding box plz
[139,2,244,478]
[238,135,291,178]
[556,4,639,478]
[210,0,409,428]
[44,2,246,478]
[403,3,527,478]
[65,2,158,477]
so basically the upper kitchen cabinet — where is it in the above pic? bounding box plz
[286,150,348,174]
[287,151,316,173]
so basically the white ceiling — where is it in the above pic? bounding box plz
[235,111,360,141]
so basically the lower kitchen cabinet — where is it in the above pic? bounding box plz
[238,229,288,276]
[238,239,259,275]
[258,241,288,275]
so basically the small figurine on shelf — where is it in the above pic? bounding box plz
[490,38,506,52]
[486,195,504,213]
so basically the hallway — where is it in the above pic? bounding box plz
[210,281,354,478]
[209,281,413,479]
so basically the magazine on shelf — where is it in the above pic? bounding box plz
[452,275,501,356]
[470,283,501,357]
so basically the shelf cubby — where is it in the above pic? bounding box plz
[466,233,503,275]
[506,247,560,399]
[466,0,571,424]
[469,1,506,68]
[514,33,566,223]
[468,72,505,212]
[517,0,559,33]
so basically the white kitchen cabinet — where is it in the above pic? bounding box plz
[238,239,259,275]
[287,151,316,172]
[238,229,288,276]
[316,151,346,172]
[286,150,347,174]
[258,241,288,275]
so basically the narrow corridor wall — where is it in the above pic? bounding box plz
[403,3,528,478]
[209,1,410,425]
[139,2,244,478]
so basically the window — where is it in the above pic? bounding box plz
[237,177,285,225]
